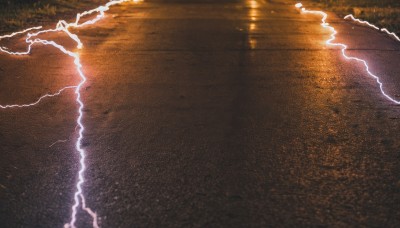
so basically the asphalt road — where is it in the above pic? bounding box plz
[1,0,400,227]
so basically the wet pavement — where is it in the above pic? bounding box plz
[0,0,399,227]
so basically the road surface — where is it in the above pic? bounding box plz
[0,0,399,227]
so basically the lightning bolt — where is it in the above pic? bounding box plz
[295,3,400,104]
[0,0,142,227]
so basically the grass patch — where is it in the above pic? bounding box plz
[0,0,109,33]
[311,0,400,34]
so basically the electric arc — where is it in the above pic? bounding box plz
[0,0,142,227]
[344,14,400,42]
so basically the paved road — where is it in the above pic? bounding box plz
[1,0,400,227]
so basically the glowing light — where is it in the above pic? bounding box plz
[0,0,142,227]
[250,23,256,31]
[247,0,258,50]
[249,38,257,49]
[296,3,400,104]
[344,14,400,42]
[249,0,258,9]
[247,0,259,22]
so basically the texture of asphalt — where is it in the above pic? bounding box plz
[1,0,400,227]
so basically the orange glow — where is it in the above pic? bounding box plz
[249,38,257,49]
[250,23,256,31]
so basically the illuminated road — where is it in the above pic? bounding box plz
[1,0,400,227]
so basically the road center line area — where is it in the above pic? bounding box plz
[0,0,399,227]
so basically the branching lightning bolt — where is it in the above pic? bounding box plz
[295,3,400,104]
[0,86,77,109]
[0,0,142,227]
